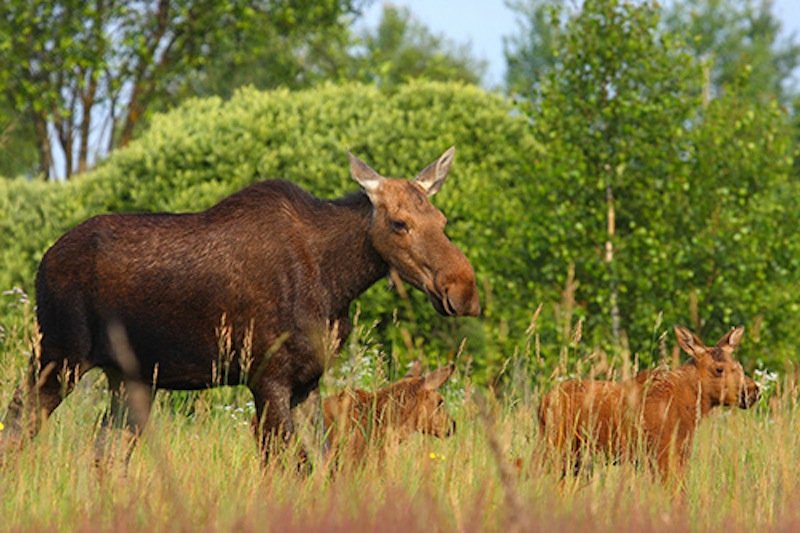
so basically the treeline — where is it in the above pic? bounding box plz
[1,0,798,384]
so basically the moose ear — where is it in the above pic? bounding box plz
[717,326,745,350]
[422,363,455,390]
[415,146,455,197]
[349,152,384,202]
[405,360,423,378]
[674,326,708,358]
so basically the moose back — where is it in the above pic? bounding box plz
[1,147,479,461]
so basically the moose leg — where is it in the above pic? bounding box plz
[250,382,303,467]
[94,369,152,468]
[1,355,84,454]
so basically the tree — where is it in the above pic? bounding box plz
[503,0,562,96]
[663,0,800,103]
[349,5,486,89]
[525,0,702,350]
[507,0,796,370]
[161,1,365,100]
[0,104,38,177]
[0,1,361,180]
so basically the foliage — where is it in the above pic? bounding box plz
[506,0,798,370]
[0,1,492,180]
[0,106,38,178]
[0,81,537,382]
[164,0,365,99]
[0,0,360,179]
[663,0,800,103]
[505,0,800,104]
[503,0,563,96]
[349,4,487,88]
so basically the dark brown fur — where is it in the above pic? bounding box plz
[539,326,760,479]
[322,363,455,464]
[1,148,479,464]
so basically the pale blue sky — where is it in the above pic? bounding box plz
[361,0,800,89]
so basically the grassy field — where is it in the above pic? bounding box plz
[1,301,798,532]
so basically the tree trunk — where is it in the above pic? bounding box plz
[605,179,621,345]
[78,73,98,174]
[32,113,52,180]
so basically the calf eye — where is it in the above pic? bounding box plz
[390,219,409,233]
[714,367,724,377]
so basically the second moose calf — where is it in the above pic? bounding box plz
[539,326,760,479]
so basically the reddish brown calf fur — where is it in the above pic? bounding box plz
[539,326,760,479]
[0,148,478,465]
[323,363,455,463]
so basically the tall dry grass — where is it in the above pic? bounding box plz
[0,294,798,532]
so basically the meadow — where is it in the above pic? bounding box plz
[1,296,797,532]
[2,1,799,530]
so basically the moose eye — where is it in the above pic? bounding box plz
[390,219,408,233]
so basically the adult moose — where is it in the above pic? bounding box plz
[0,147,480,464]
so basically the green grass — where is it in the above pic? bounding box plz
[1,305,798,532]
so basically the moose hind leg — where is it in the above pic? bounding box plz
[1,353,85,453]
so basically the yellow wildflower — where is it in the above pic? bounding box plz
[429,452,437,460]
[0,421,4,431]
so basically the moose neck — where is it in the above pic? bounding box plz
[318,192,388,315]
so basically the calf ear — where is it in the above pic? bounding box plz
[674,326,707,358]
[717,326,745,350]
[415,146,455,197]
[405,360,423,378]
[423,363,455,390]
[349,152,384,202]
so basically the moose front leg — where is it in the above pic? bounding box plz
[250,381,306,468]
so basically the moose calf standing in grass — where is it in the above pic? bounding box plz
[0,147,479,466]
[322,362,456,465]
[539,326,760,479]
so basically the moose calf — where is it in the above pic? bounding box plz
[322,362,456,465]
[539,326,760,479]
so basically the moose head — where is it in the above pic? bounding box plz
[674,326,760,409]
[349,148,480,317]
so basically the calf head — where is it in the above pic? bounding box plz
[349,148,480,317]
[390,363,457,438]
[674,326,760,409]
